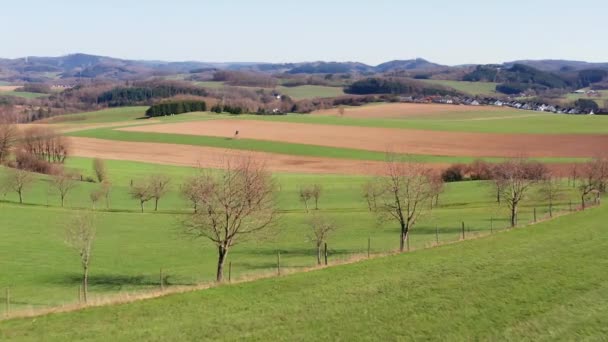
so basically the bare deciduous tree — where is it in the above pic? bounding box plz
[375,156,434,252]
[493,158,548,227]
[100,180,112,209]
[20,126,69,163]
[92,158,107,183]
[429,173,445,209]
[299,184,322,211]
[180,174,213,213]
[181,156,277,282]
[539,175,564,217]
[578,158,608,209]
[311,184,322,210]
[307,213,336,265]
[299,186,313,212]
[129,182,152,213]
[65,213,96,303]
[0,112,18,164]
[362,180,383,212]
[149,174,171,211]
[89,188,102,209]
[3,168,34,204]
[51,172,79,207]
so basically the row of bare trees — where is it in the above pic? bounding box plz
[129,174,172,212]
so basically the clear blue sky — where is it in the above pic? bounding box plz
[2,0,606,65]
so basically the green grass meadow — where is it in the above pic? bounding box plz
[0,91,49,99]
[1,200,605,340]
[420,79,498,96]
[0,158,584,314]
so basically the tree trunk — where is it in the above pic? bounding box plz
[496,188,501,204]
[83,266,89,303]
[155,198,159,211]
[549,200,553,218]
[140,200,144,213]
[316,244,321,265]
[61,195,65,207]
[510,205,517,227]
[581,195,586,210]
[18,191,22,204]
[399,223,407,252]
[216,246,228,282]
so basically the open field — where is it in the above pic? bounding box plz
[562,91,608,106]
[0,157,584,314]
[119,119,608,159]
[1,202,605,340]
[277,85,345,99]
[0,90,49,99]
[314,102,511,119]
[420,79,499,96]
[40,107,149,124]
[0,86,19,92]
[195,81,344,99]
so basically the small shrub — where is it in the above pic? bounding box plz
[441,164,465,182]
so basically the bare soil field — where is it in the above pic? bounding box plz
[0,86,19,92]
[69,137,575,176]
[68,137,394,175]
[313,103,511,118]
[120,120,608,158]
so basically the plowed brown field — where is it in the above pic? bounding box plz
[119,120,608,158]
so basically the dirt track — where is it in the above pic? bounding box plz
[120,120,608,158]
[313,103,509,118]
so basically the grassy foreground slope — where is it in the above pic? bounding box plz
[2,206,607,340]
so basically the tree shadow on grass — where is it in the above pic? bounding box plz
[53,274,196,291]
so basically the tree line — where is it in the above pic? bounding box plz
[145,100,207,117]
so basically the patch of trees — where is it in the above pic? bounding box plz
[146,100,207,117]
[212,70,277,88]
[15,83,52,94]
[466,64,569,92]
[574,99,599,112]
[496,83,529,95]
[97,80,208,107]
[288,62,370,74]
[344,77,459,96]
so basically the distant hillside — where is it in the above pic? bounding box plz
[375,58,445,72]
[506,59,608,72]
[286,61,374,74]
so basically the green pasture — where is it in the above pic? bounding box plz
[0,91,49,99]
[1,197,605,340]
[277,85,345,100]
[420,79,498,96]
[0,158,584,313]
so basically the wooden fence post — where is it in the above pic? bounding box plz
[277,251,281,276]
[324,243,328,266]
[461,221,465,240]
[228,261,232,283]
[367,237,371,258]
[5,287,9,316]
[160,268,164,291]
[435,226,439,245]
